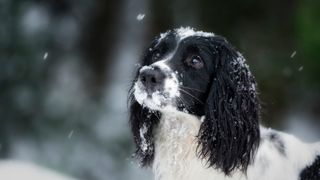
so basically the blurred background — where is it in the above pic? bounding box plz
[0,0,319,179]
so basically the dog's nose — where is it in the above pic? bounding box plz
[139,67,165,92]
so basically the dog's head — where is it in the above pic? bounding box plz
[129,27,261,175]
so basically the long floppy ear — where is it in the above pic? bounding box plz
[128,36,162,166]
[197,37,261,175]
[128,97,160,167]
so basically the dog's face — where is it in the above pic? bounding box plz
[129,27,261,174]
[134,28,216,115]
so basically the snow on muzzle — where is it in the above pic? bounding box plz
[133,61,180,110]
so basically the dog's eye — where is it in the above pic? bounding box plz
[186,55,204,69]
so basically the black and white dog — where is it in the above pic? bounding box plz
[128,27,320,180]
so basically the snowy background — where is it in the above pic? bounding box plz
[0,0,320,179]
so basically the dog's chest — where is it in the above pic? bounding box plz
[152,113,199,180]
[152,112,237,180]
[151,112,308,180]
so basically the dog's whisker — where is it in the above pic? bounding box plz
[179,96,193,109]
[176,96,190,108]
[179,88,204,104]
[180,86,205,93]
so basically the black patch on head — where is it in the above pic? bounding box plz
[300,156,320,180]
[268,132,286,156]
[129,29,261,173]
[145,31,177,65]
[167,36,216,116]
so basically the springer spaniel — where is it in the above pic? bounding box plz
[128,27,320,180]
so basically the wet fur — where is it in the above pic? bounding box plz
[128,28,320,180]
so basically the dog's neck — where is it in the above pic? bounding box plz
[159,108,202,130]
[151,110,320,180]
[152,110,249,180]
[156,109,201,140]
[152,110,238,180]
[153,110,201,180]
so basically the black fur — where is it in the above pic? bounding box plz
[300,156,320,180]
[197,37,261,175]
[128,100,160,166]
[129,29,261,174]
[128,36,162,167]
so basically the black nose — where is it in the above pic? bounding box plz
[139,67,165,93]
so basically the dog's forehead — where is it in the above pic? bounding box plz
[147,27,217,70]
[159,27,215,42]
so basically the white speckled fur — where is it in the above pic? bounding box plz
[175,27,214,40]
[159,27,214,42]
[134,27,320,180]
[134,60,180,111]
[153,109,319,180]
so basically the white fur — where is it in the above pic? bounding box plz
[175,27,215,40]
[153,110,319,180]
[135,29,319,180]
[134,60,179,111]
[139,123,149,153]
[135,27,214,110]
[155,61,180,99]
[159,27,215,42]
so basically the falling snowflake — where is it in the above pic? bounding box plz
[298,66,304,72]
[290,51,296,58]
[136,13,145,21]
[68,130,74,139]
[43,52,48,60]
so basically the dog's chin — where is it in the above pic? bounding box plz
[133,87,176,112]
[134,92,174,111]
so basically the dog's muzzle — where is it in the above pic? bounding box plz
[133,62,179,110]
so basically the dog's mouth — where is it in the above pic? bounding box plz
[134,82,168,110]
[133,64,180,111]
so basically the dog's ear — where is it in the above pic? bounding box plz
[128,36,162,167]
[128,97,160,167]
[197,37,261,175]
